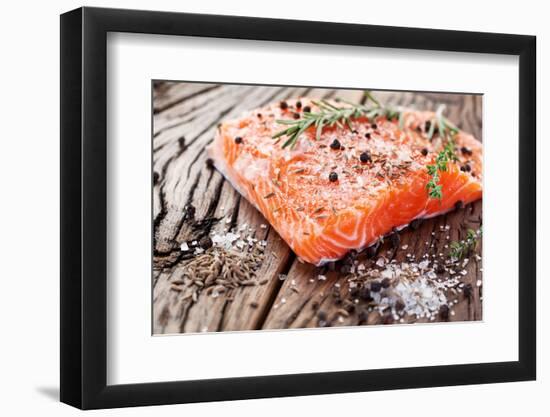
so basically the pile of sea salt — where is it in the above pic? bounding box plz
[355,257,457,321]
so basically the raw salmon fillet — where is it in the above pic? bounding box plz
[207,98,482,265]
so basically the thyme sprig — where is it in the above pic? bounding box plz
[450,228,482,260]
[425,105,460,199]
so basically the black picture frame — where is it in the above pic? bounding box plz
[60,6,536,410]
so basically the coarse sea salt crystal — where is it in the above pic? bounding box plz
[376,257,386,267]
[180,242,189,251]
[318,274,327,281]
[194,247,205,255]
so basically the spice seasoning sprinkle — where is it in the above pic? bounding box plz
[234,136,243,144]
[329,172,339,182]
[171,228,268,299]
[279,101,288,110]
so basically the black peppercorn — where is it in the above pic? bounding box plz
[293,112,300,120]
[234,136,243,144]
[390,231,400,249]
[364,132,371,139]
[366,241,380,258]
[421,148,429,156]
[330,139,341,150]
[358,310,369,323]
[424,120,431,132]
[395,299,405,311]
[461,163,471,172]
[280,101,288,110]
[371,123,378,129]
[370,281,382,293]
[360,287,372,301]
[296,101,302,109]
[303,105,311,113]
[345,303,355,313]
[463,283,473,298]
[199,236,213,249]
[359,151,372,163]
[329,172,338,182]
[439,304,450,320]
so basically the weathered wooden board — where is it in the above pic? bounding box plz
[152,82,483,334]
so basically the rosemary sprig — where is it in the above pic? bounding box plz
[449,228,481,260]
[425,105,460,199]
[272,92,383,149]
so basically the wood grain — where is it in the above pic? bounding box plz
[152,82,483,334]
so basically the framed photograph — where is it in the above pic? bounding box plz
[60,6,536,409]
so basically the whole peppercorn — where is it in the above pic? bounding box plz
[463,283,473,298]
[293,112,300,119]
[390,231,400,249]
[439,304,450,320]
[424,120,431,132]
[279,101,288,110]
[329,172,338,182]
[395,299,405,311]
[234,136,243,144]
[364,132,371,139]
[344,303,355,313]
[371,123,378,129]
[296,101,302,109]
[303,105,311,113]
[370,281,382,293]
[421,148,429,156]
[358,310,369,323]
[199,236,213,249]
[360,287,373,301]
[359,151,371,163]
[330,139,341,150]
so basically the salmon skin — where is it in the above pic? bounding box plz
[207,98,482,265]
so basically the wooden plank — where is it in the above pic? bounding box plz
[152,84,483,334]
[262,201,482,329]
[153,84,313,333]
